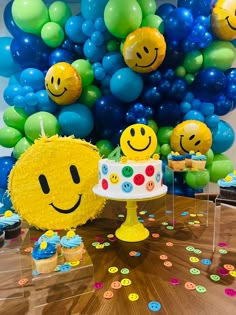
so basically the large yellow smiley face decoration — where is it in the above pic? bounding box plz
[170,120,212,155]
[8,135,105,230]
[122,27,166,73]
[120,123,157,160]
[211,0,236,40]
[45,62,82,106]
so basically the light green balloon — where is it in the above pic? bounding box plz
[104,0,142,38]
[41,22,64,48]
[24,112,60,142]
[185,170,210,189]
[148,119,158,134]
[0,127,22,148]
[175,66,186,78]
[13,137,33,159]
[72,59,94,87]
[183,50,203,73]
[79,85,102,108]
[206,153,234,183]
[205,148,214,167]
[202,40,235,71]
[96,140,114,158]
[3,107,28,133]
[12,0,49,35]
[141,15,164,34]
[137,0,157,16]
[49,1,72,27]
[157,126,173,145]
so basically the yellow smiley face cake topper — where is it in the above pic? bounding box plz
[170,120,212,155]
[8,135,105,230]
[45,62,82,106]
[120,123,157,161]
[122,27,166,73]
[211,0,236,40]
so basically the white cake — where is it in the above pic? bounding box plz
[93,158,167,200]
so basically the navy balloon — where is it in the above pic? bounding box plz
[0,156,16,189]
[49,48,74,66]
[177,0,214,18]
[3,1,23,37]
[214,95,233,116]
[156,3,176,20]
[155,101,181,126]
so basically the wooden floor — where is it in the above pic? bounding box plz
[0,194,235,315]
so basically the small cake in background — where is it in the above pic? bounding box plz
[191,152,206,170]
[37,230,61,254]
[218,173,236,201]
[167,151,174,168]
[0,229,5,248]
[0,210,21,239]
[185,150,195,168]
[171,152,185,171]
[32,241,58,274]
[61,230,84,263]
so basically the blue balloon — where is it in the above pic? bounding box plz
[83,38,106,62]
[58,103,94,138]
[3,84,23,105]
[81,0,109,20]
[102,52,125,75]
[164,8,194,41]
[211,120,235,153]
[156,3,176,20]
[0,37,20,77]
[183,110,205,122]
[49,48,74,66]
[82,19,95,36]
[19,68,45,91]
[199,102,214,116]
[205,114,219,129]
[36,90,58,113]
[3,1,23,37]
[141,86,162,107]
[0,156,16,189]
[177,0,215,18]
[169,78,187,101]
[65,15,87,44]
[214,95,233,116]
[110,67,143,103]
[155,100,181,126]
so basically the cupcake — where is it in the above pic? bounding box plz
[167,151,174,168]
[0,230,5,248]
[217,173,236,201]
[185,150,195,168]
[37,230,61,254]
[61,230,84,263]
[191,152,206,170]
[32,241,58,274]
[171,152,186,171]
[0,210,21,239]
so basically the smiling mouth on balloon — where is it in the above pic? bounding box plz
[47,86,67,97]
[225,16,236,30]
[127,136,151,151]
[135,48,158,68]
[180,135,189,153]
[49,194,82,214]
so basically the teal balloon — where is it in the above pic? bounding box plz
[185,170,210,189]
[206,153,234,183]
[104,0,142,38]
[0,127,22,148]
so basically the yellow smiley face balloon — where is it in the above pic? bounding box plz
[211,0,236,40]
[45,62,82,105]
[170,120,212,155]
[122,27,166,73]
[8,135,105,230]
[120,123,157,160]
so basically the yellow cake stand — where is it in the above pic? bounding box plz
[93,186,167,242]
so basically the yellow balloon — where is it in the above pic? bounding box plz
[211,0,236,41]
[122,27,166,73]
[8,135,105,230]
[120,123,157,160]
[170,120,212,155]
[45,62,82,105]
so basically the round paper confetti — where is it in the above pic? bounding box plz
[108,266,118,273]
[94,282,104,289]
[103,290,113,299]
[170,278,180,285]
[128,293,139,301]
[196,285,206,293]
[148,301,161,312]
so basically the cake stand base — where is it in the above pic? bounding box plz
[115,200,149,242]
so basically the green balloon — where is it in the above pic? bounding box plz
[137,0,157,16]
[79,85,102,108]
[205,149,214,167]
[202,40,235,71]
[13,137,33,159]
[185,170,210,189]
[183,50,203,73]
[175,66,186,78]
[24,112,60,142]
[72,59,94,86]
[104,0,142,38]
[160,144,172,156]
[206,153,234,183]
[153,143,161,155]
[3,107,28,133]
[96,140,114,158]
[41,22,64,48]
[184,73,195,85]
[157,126,173,145]
[148,119,158,134]
[106,39,121,52]
[49,1,72,27]
[141,15,164,34]
[12,0,49,35]
[0,127,22,148]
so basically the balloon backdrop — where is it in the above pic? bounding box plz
[0,0,236,198]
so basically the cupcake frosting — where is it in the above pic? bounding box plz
[192,152,206,161]
[0,210,21,228]
[38,230,60,246]
[32,241,56,260]
[218,175,236,188]
[60,230,83,249]
[171,152,185,161]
